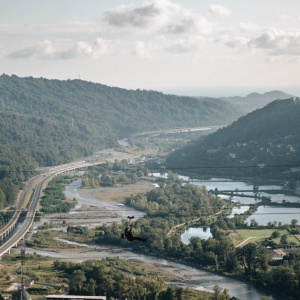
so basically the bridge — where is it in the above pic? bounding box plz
[0,160,97,258]
[0,146,150,258]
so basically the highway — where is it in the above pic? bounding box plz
[0,129,166,257]
[0,160,97,258]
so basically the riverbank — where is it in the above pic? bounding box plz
[20,242,273,299]
[78,178,156,203]
[28,176,275,299]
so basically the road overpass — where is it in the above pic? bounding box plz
[0,160,98,258]
[0,146,151,258]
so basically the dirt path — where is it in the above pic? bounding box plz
[166,205,226,237]
[235,236,255,248]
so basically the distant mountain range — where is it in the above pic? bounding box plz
[220,90,295,114]
[0,74,297,184]
[166,97,300,181]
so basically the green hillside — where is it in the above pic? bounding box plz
[166,98,300,180]
[0,74,239,182]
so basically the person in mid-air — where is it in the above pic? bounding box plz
[121,225,147,242]
[121,216,147,242]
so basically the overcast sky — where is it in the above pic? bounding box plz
[1,0,300,96]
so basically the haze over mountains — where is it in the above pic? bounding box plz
[220,90,295,114]
[0,74,296,183]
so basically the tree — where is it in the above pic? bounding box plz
[0,188,6,209]
[280,234,288,245]
[261,196,271,205]
[271,231,280,239]
[266,267,298,298]
[0,177,18,205]
[253,185,259,200]
[291,219,298,227]
[69,269,86,294]
[217,236,237,271]
[213,285,222,300]
[84,278,96,296]
[163,287,174,300]
[175,287,183,300]
[236,243,258,274]
[213,285,231,300]
[250,219,258,227]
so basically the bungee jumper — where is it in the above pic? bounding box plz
[121,216,147,243]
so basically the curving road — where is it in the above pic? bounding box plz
[0,126,202,257]
[0,161,101,257]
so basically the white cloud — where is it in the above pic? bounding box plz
[7,38,110,60]
[8,40,56,59]
[248,29,300,57]
[209,5,231,18]
[104,0,212,35]
[104,2,160,29]
[7,7,300,65]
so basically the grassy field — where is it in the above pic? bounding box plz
[229,228,300,247]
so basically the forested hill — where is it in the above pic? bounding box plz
[0,74,239,179]
[166,98,300,180]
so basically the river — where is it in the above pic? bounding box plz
[24,241,272,300]
[49,178,274,299]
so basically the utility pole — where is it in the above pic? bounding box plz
[20,248,26,298]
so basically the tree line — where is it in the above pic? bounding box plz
[39,176,76,214]
[93,177,300,299]
[81,160,149,188]
[52,259,215,300]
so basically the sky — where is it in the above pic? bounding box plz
[1,0,300,97]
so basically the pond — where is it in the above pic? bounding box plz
[181,227,212,244]
[152,174,300,236]
[228,205,250,218]
[191,178,300,204]
[151,174,300,204]
[245,206,300,226]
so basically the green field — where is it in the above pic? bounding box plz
[229,228,300,247]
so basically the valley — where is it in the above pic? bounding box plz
[0,76,300,299]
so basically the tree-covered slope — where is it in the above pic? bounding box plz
[166,98,300,180]
[0,74,239,178]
